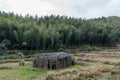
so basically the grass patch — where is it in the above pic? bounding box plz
[68,64,80,69]
[15,62,47,76]
[0,61,47,80]
[20,69,46,76]
[1,50,120,80]
[108,75,120,80]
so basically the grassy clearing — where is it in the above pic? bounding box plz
[0,61,80,80]
[0,49,120,80]
[42,50,120,80]
[108,75,120,80]
[0,62,47,80]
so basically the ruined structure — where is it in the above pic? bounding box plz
[18,52,25,66]
[33,52,75,69]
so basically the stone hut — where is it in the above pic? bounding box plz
[33,52,75,69]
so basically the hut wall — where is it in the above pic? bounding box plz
[33,52,74,69]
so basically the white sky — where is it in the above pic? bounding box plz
[0,0,120,18]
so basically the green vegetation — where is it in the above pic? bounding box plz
[16,64,47,76]
[68,64,80,69]
[0,54,16,60]
[42,50,120,80]
[0,11,120,52]
[0,61,82,80]
[108,75,120,80]
[0,50,120,80]
[0,11,120,80]
[0,62,47,80]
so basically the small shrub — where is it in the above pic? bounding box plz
[103,61,110,65]
[98,67,112,73]
[80,54,85,57]
[0,54,16,60]
[0,49,3,55]
[114,62,120,66]
[75,61,88,66]
[19,59,25,66]
[0,65,13,70]
[82,45,93,51]
[76,58,82,61]
[111,71,119,75]
[82,45,101,51]
[84,59,93,62]
[46,74,55,80]
[56,42,64,52]
[110,68,120,75]
[57,47,64,52]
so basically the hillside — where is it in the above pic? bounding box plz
[0,11,120,51]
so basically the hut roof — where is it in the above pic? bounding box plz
[35,52,73,59]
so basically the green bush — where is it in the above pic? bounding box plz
[0,54,16,60]
[82,45,93,51]
[0,49,3,55]
[46,74,55,80]
[82,45,101,51]
[56,42,64,52]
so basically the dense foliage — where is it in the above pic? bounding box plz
[0,11,120,50]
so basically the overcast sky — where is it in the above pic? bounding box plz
[0,0,120,18]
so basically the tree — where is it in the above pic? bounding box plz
[0,11,120,50]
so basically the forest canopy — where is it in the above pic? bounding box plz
[0,11,120,50]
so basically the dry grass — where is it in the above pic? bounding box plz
[41,66,120,80]
[0,49,120,80]
[42,50,120,80]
